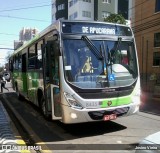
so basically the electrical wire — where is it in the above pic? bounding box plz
[0,33,18,36]
[0,48,14,50]
[0,4,51,13]
[0,15,50,22]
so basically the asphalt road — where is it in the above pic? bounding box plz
[1,82,160,153]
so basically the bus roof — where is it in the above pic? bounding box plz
[12,19,132,56]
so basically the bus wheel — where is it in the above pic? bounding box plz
[40,97,50,119]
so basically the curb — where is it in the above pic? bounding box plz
[2,94,52,153]
[0,100,31,153]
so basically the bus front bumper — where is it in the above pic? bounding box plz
[61,102,140,124]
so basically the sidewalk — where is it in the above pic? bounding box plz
[0,82,31,153]
[0,100,21,152]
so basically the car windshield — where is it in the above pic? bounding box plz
[63,39,138,89]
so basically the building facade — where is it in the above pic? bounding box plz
[14,27,39,50]
[94,0,117,21]
[131,0,160,92]
[68,0,94,20]
[52,0,68,21]
[19,27,39,41]
[52,0,131,23]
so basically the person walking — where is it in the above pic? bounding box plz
[0,75,9,93]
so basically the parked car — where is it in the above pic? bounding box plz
[3,72,10,82]
[135,131,160,153]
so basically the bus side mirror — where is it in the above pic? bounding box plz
[53,30,59,41]
[52,30,61,56]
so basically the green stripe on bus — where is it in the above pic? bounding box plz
[101,96,131,108]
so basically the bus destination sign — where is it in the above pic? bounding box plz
[62,22,132,36]
[82,26,115,35]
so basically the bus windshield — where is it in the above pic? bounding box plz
[63,38,138,89]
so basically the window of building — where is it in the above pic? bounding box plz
[69,12,78,20]
[102,11,111,18]
[69,0,78,7]
[83,0,91,3]
[69,14,73,20]
[69,1,73,7]
[154,32,160,47]
[74,12,78,19]
[102,0,111,3]
[57,4,65,11]
[153,52,160,66]
[155,0,160,12]
[82,11,91,18]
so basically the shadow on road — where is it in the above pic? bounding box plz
[56,121,127,137]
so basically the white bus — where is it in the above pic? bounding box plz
[9,20,141,124]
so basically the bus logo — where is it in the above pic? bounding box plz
[107,101,112,106]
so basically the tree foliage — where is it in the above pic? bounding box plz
[104,14,126,25]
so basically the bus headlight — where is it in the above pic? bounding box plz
[64,92,83,109]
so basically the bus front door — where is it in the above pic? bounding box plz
[42,41,61,120]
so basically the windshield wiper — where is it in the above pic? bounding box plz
[107,37,122,69]
[112,37,122,57]
[106,44,113,74]
[81,35,103,60]
[100,42,107,75]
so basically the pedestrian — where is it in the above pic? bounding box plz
[0,75,9,93]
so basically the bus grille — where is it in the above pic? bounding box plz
[88,107,129,120]
[78,89,132,99]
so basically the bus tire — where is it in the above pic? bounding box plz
[40,97,50,119]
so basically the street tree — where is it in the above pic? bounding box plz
[104,14,126,25]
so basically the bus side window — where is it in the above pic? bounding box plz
[37,41,43,70]
[28,45,36,69]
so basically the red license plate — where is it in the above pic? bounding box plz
[103,114,117,121]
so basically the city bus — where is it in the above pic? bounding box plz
[9,20,141,124]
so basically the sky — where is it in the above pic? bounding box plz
[0,0,51,66]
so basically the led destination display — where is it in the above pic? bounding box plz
[62,21,132,36]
